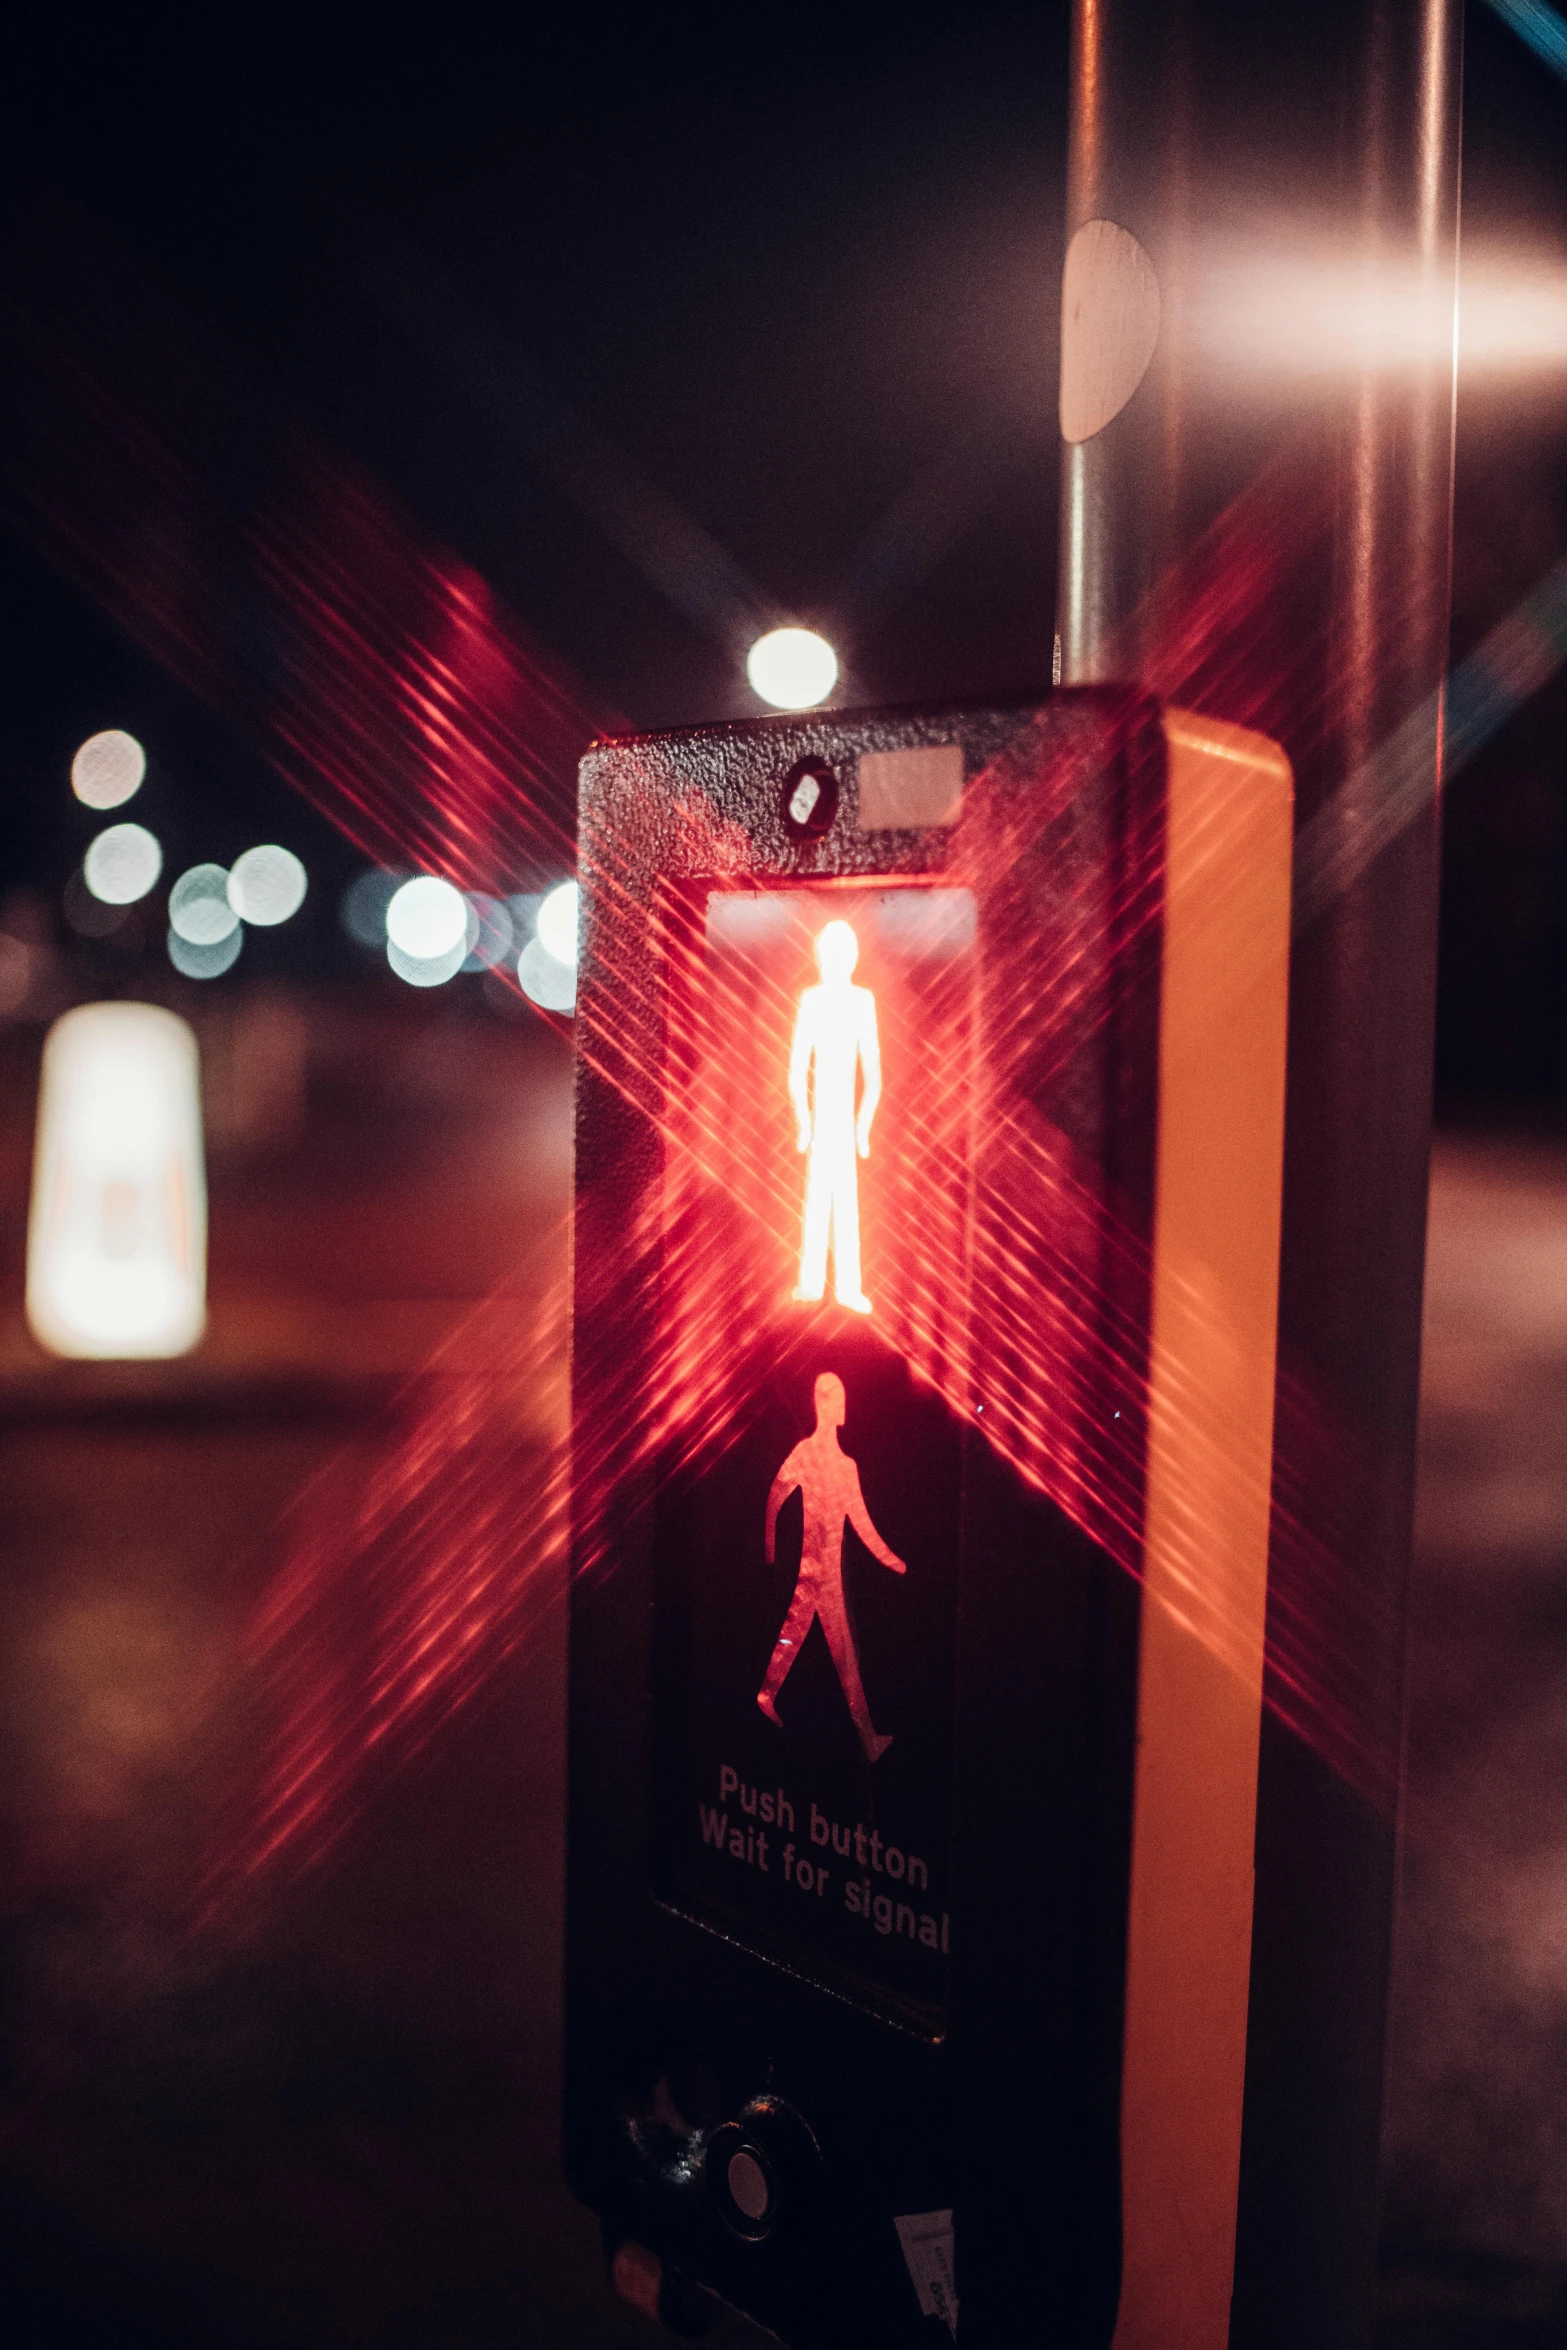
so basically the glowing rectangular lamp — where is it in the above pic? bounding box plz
[26,1002,207,1360]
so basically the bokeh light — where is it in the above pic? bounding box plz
[83,822,162,906]
[168,925,243,980]
[63,870,130,938]
[464,892,515,971]
[229,843,307,926]
[517,936,576,1012]
[746,627,839,711]
[536,879,580,967]
[341,869,407,949]
[70,728,146,810]
[0,935,31,1015]
[388,935,467,988]
[26,1002,206,1360]
[169,863,238,946]
[1193,237,1567,381]
[386,875,467,960]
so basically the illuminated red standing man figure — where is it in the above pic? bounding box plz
[790,919,880,1314]
[758,1371,905,1762]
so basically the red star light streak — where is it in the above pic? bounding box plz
[3,250,1425,1908]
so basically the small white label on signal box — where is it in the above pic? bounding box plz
[894,2208,958,2338]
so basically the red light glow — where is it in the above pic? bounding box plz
[195,1263,570,1918]
[2,273,610,900]
[3,246,1420,1898]
[572,691,1400,1813]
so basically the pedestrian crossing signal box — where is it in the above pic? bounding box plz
[567,689,1293,2346]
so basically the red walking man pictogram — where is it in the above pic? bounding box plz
[758,1371,905,1763]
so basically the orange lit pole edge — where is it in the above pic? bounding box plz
[0,279,1416,1901]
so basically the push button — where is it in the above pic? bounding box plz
[706,2097,817,2242]
[725,2147,772,2225]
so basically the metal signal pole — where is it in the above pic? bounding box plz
[1057,4,1463,2344]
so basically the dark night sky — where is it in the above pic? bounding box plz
[0,5,1068,716]
[1,2,1566,1091]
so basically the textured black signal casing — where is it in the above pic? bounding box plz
[566,689,1166,2346]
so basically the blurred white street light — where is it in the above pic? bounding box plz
[340,869,407,949]
[169,863,238,945]
[384,875,477,987]
[518,936,576,1012]
[84,822,162,906]
[746,627,839,711]
[536,879,579,967]
[1192,234,1567,380]
[463,892,515,971]
[71,729,146,810]
[229,844,307,926]
[514,881,578,1011]
[388,935,468,987]
[386,875,468,960]
[169,926,243,980]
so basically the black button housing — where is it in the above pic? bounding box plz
[705,2096,818,2242]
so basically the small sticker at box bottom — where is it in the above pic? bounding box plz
[894,2208,958,2338]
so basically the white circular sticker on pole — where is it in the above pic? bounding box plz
[1059,218,1161,445]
